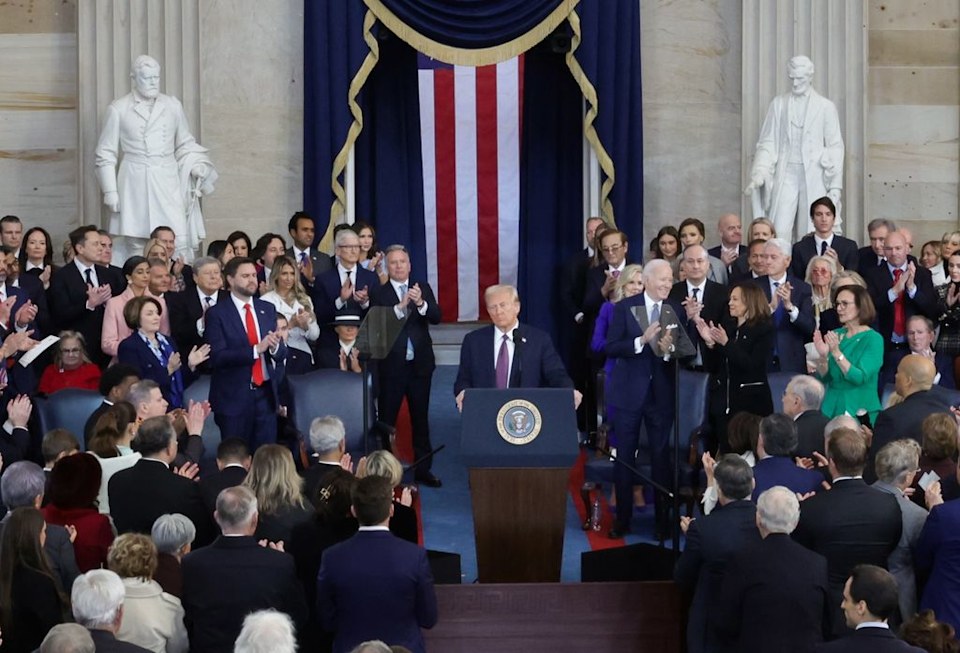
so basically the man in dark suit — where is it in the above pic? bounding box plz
[782,374,831,459]
[5,246,52,336]
[793,428,903,638]
[880,315,955,389]
[717,486,830,653]
[108,416,215,546]
[753,413,824,499]
[48,225,123,366]
[166,256,229,364]
[370,245,442,487]
[674,456,761,653]
[815,565,925,652]
[311,228,379,334]
[581,228,631,339]
[198,437,250,516]
[454,284,576,411]
[151,226,194,292]
[317,476,437,653]
[0,248,38,340]
[790,197,859,277]
[286,211,334,291]
[864,230,938,373]
[205,257,287,450]
[83,364,140,444]
[72,569,152,652]
[302,415,350,506]
[857,218,897,275]
[729,237,768,283]
[707,212,747,275]
[96,229,127,291]
[758,237,816,373]
[668,244,728,370]
[604,260,682,538]
[181,486,308,653]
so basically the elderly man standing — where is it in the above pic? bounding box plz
[781,375,830,459]
[72,569,151,652]
[757,237,815,373]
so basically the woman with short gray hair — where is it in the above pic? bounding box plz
[150,514,195,599]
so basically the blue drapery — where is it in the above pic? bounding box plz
[303,0,643,337]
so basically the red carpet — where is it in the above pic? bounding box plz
[568,449,624,550]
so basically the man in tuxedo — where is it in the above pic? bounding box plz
[166,256,229,363]
[108,416,215,547]
[287,211,333,289]
[790,196,859,277]
[816,565,925,652]
[205,257,287,450]
[858,218,897,275]
[781,374,831,459]
[48,225,123,366]
[752,413,824,499]
[793,428,903,638]
[317,476,437,653]
[717,487,830,653]
[674,456,760,653]
[370,245,442,487]
[181,486,308,653]
[707,212,746,274]
[198,437,250,516]
[758,238,816,373]
[669,244,728,370]
[454,284,577,411]
[312,228,378,333]
[604,259,682,538]
[71,570,153,652]
[864,230,938,372]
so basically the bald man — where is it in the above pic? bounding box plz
[870,355,953,481]
[708,213,746,274]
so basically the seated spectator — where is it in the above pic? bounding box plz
[359,450,418,544]
[40,428,80,480]
[117,296,209,409]
[260,255,319,374]
[234,610,298,653]
[717,486,830,652]
[39,623,96,653]
[0,461,80,592]
[752,413,824,499]
[199,438,250,516]
[915,471,960,639]
[107,533,188,653]
[83,363,140,444]
[150,513,195,599]
[701,411,759,515]
[42,453,114,572]
[0,507,69,653]
[71,569,151,652]
[900,610,960,653]
[101,256,170,360]
[318,310,364,372]
[781,374,830,459]
[37,331,102,395]
[242,444,312,545]
[881,315,956,389]
[302,415,349,506]
[88,401,141,514]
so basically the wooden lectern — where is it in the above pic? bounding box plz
[460,388,579,583]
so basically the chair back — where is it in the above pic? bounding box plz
[288,369,376,457]
[33,388,104,451]
[182,376,220,473]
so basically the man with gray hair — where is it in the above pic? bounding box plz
[167,255,229,360]
[757,237,815,373]
[151,513,196,598]
[303,415,347,506]
[716,486,830,651]
[312,228,379,329]
[234,609,297,653]
[0,460,79,591]
[781,374,830,459]
[674,456,760,653]
[40,623,96,653]
[858,218,898,273]
[181,486,307,653]
[752,413,824,499]
[72,569,151,651]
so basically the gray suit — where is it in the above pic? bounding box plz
[873,481,928,618]
[0,515,79,592]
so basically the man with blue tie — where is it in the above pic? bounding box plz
[758,237,815,373]
[205,257,287,450]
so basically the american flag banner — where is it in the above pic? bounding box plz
[417,54,524,322]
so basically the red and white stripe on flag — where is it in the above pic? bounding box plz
[418,54,524,322]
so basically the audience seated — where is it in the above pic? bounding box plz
[37,331,102,395]
[880,315,956,388]
[234,609,298,653]
[199,437,250,516]
[71,568,152,652]
[241,444,312,545]
[752,413,824,499]
[88,401,140,514]
[149,513,195,600]
[359,450,418,544]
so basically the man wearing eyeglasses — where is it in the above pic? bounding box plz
[312,228,378,342]
[582,229,632,330]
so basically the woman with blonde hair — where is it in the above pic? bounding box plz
[358,449,418,544]
[260,255,319,374]
[242,444,312,544]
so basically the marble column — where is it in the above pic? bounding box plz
[741,0,866,240]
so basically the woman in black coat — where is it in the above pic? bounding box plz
[696,282,775,453]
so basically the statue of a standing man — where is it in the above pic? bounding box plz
[95,55,217,261]
[745,55,844,240]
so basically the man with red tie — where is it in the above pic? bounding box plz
[205,257,287,450]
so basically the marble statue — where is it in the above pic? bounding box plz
[745,55,844,240]
[95,55,217,260]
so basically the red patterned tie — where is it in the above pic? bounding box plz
[892,269,905,337]
[244,304,265,386]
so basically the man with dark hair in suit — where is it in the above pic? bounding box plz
[582,228,631,334]
[287,211,333,290]
[83,364,139,443]
[674,455,760,653]
[108,416,214,546]
[165,256,229,365]
[793,428,903,638]
[782,374,831,459]
[708,213,746,274]
[198,437,250,516]
[717,486,830,652]
[753,413,824,499]
[730,237,769,283]
[181,486,307,653]
[757,237,816,373]
[858,218,897,274]
[669,244,728,370]
[48,225,123,366]
[311,228,378,333]
[815,565,925,652]
[317,476,437,653]
[790,196,859,277]
[370,245,442,487]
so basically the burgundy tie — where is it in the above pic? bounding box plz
[495,334,509,389]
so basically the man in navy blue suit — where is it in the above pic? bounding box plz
[757,237,816,373]
[317,475,437,653]
[453,284,577,412]
[311,228,378,336]
[707,212,747,275]
[753,413,824,499]
[205,257,286,450]
[604,259,680,538]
